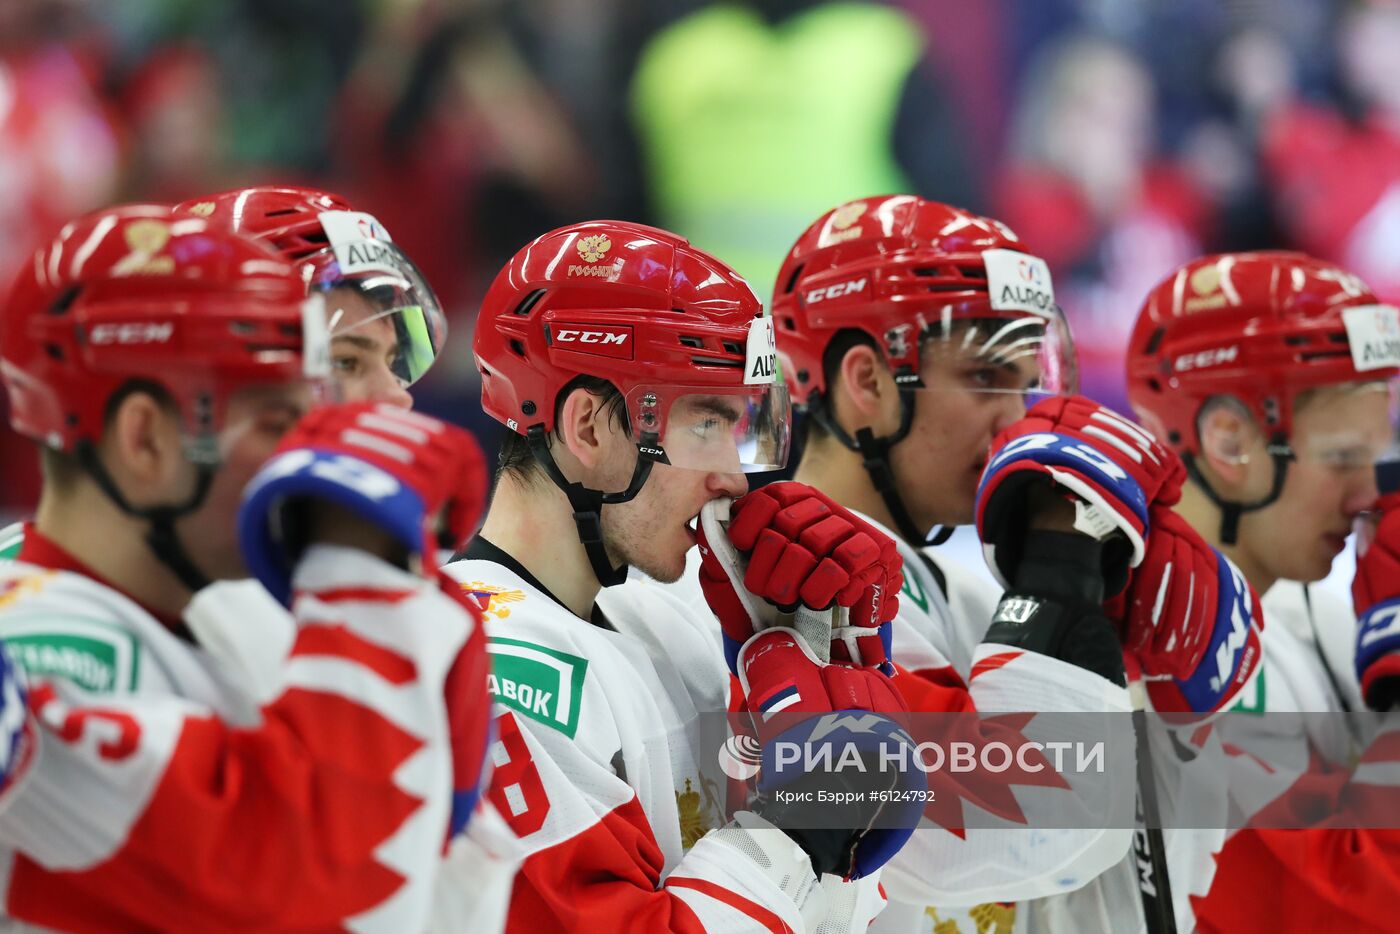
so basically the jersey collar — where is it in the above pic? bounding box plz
[458,535,616,631]
[17,521,193,639]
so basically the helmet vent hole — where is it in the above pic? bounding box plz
[1284,335,1310,346]
[1143,327,1165,355]
[229,321,257,335]
[782,317,796,331]
[722,340,743,355]
[691,356,743,370]
[48,286,81,316]
[783,264,805,294]
[1327,333,1350,344]
[678,335,704,349]
[1147,377,1161,393]
[958,266,986,279]
[264,208,300,217]
[45,344,63,362]
[509,339,527,357]
[513,289,547,317]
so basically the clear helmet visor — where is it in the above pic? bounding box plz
[626,382,792,474]
[303,237,447,394]
[906,300,1078,404]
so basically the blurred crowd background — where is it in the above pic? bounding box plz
[4,0,1400,524]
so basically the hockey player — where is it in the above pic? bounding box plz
[0,207,493,930]
[769,195,1265,932]
[446,220,924,931]
[1124,251,1400,933]
[0,185,446,563]
[174,186,448,409]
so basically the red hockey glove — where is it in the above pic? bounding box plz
[697,481,902,675]
[736,627,922,880]
[240,402,488,604]
[1112,505,1263,713]
[977,395,1186,596]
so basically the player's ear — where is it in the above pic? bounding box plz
[1196,397,1268,495]
[101,388,187,504]
[834,342,899,435]
[556,386,610,473]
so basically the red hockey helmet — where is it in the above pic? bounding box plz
[1,204,331,459]
[772,195,1076,406]
[1127,251,1400,457]
[1127,251,1400,542]
[175,186,446,389]
[475,220,789,475]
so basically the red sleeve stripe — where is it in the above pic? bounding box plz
[297,586,417,605]
[291,624,418,684]
[970,651,1023,682]
[667,876,795,934]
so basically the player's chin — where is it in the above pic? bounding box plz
[634,522,693,584]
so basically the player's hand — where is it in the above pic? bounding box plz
[736,627,923,879]
[239,402,488,604]
[977,395,1186,596]
[1112,505,1263,712]
[697,481,902,674]
[1354,490,1400,710]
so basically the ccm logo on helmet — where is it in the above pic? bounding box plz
[1173,346,1238,372]
[554,329,628,346]
[90,322,175,345]
[805,278,867,305]
[550,324,634,360]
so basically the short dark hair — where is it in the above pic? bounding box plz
[496,375,630,486]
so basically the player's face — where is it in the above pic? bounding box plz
[1237,385,1392,584]
[889,340,1031,529]
[326,287,413,408]
[597,396,749,582]
[176,382,314,580]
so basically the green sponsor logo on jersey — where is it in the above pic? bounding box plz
[0,523,24,561]
[3,618,140,693]
[487,637,588,738]
[1229,661,1266,715]
[901,562,929,614]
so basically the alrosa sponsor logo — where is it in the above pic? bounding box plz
[1174,346,1239,372]
[90,322,175,345]
[805,278,867,305]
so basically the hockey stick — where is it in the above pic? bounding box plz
[1130,678,1177,934]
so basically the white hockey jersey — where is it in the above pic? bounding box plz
[609,515,1134,933]
[0,525,484,932]
[445,538,888,933]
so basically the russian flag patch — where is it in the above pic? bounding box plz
[755,680,802,719]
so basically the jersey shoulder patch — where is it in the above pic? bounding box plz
[1,613,140,694]
[0,522,24,561]
[486,636,588,738]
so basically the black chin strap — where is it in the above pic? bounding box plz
[526,426,655,588]
[1181,438,1295,545]
[74,441,217,593]
[808,390,954,547]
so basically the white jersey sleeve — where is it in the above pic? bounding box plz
[453,558,886,932]
[0,546,479,933]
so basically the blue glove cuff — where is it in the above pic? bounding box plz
[1356,596,1400,683]
[1172,549,1256,712]
[238,448,426,605]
